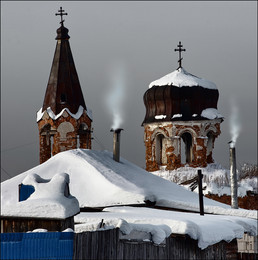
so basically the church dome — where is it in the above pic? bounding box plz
[142,67,220,124]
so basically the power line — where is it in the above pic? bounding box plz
[1,166,12,179]
[92,133,106,150]
[1,141,37,153]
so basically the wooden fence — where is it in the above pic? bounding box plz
[73,228,238,260]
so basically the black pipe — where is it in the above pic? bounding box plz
[110,128,123,162]
[198,169,204,216]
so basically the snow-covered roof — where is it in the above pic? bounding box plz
[1,149,256,219]
[36,105,93,122]
[74,206,257,249]
[1,172,79,219]
[149,67,217,89]
[201,108,223,120]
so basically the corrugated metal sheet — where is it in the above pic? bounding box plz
[1,232,73,260]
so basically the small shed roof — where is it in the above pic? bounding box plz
[1,173,79,219]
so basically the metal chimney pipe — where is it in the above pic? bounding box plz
[229,144,238,209]
[110,128,123,162]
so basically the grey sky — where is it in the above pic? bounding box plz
[1,1,257,182]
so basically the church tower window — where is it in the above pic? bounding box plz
[180,132,193,164]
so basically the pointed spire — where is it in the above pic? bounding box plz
[42,8,86,115]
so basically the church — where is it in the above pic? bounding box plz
[36,9,223,173]
[1,8,257,259]
[37,7,92,164]
[142,42,223,171]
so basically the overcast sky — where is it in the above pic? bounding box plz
[1,1,257,182]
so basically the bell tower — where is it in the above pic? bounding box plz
[37,7,92,164]
[142,42,223,171]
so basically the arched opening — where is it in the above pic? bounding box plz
[40,124,56,162]
[207,131,215,162]
[180,132,193,164]
[77,123,90,149]
[155,134,165,165]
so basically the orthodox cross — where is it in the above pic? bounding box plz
[174,41,186,68]
[55,7,68,26]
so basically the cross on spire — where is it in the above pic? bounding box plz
[174,41,186,69]
[55,7,68,26]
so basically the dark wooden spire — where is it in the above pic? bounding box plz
[42,8,86,115]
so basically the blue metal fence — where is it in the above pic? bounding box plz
[0,232,73,260]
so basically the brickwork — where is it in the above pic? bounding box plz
[144,119,222,171]
[38,109,92,164]
[205,193,258,210]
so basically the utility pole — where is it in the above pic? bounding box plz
[198,169,204,216]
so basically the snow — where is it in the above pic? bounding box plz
[153,163,258,197]
[1,149,257,249]
[201,108,223,120]
[74,206,257,249]
[149,67,217,90]
[27,228,74,233]
[36,105,92,122]
[155,115,166,119]
[1,172,79,219]
[1,149,256,219]
[172,114,182,119]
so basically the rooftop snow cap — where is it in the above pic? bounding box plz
[142,42,222,124]
[142,67,220,124]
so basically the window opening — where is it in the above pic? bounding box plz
[207,132,214,156]
[180,132,193,164]
[61,93,67,103]
[155,134,164,165]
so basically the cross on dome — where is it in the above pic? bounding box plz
[55,7,68,26]
[174,41,186,69]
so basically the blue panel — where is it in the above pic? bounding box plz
[19,184,35,201]
[1,232,74,260]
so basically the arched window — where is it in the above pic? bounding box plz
[180,132,193,164]
[155,134,165,165]
[40,124,56,160]
[77,123,90,149]
[207,131,214,156]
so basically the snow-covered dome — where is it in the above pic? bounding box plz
[149,67,217,89]
[142,67,220,124]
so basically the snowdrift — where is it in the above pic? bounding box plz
[1,149,256,219]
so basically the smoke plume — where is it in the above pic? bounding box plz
[106,61,126,130]
[229,99,241,148]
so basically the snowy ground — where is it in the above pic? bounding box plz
[152,163,258,197]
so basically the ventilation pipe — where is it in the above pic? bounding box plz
[110,128,123,162]
[229,141,238,209]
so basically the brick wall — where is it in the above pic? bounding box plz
[38,110,92,164]
[144,119,221,171]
